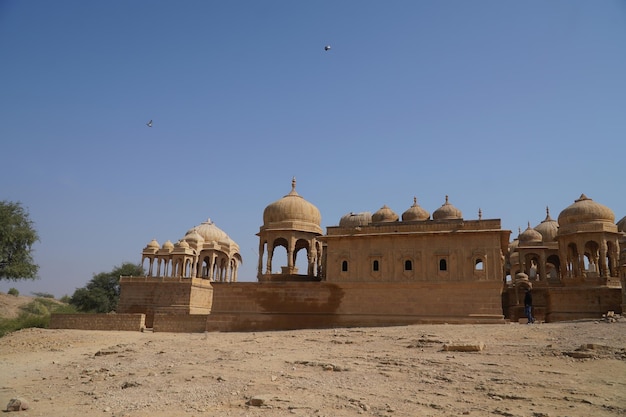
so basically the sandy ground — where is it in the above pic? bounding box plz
[1,320,625,417]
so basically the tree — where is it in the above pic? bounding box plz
[69,262,144,313]
[0,201,39,280]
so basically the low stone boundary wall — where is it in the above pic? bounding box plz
[204,312,505,332]
[49,313,145,331]
[152,313,209,333]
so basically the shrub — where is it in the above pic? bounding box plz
[31,292,55,298]
[7,288,19,296]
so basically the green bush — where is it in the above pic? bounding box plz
[21,300,49,315]
[7,288,19,296]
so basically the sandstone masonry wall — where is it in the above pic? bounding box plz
[49,313,145,331]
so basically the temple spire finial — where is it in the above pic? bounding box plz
[478,208,482,220]
[545,206,552,221]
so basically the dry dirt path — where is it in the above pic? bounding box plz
[1,321,625,417]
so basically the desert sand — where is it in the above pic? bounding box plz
[1,320,625,417]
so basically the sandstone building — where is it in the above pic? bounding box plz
[54,179,625,332]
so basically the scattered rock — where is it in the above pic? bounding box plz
[563,350,595,359]
[6,398,29,411]
[443,342,485,352]
[601,311,622,323]
[121,381,141,389]
[247,394,271,407]
[94,348,119,356]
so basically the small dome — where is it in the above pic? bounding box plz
[519,222,542,244]
[162,240,174,250]
[145,239,160,250]
[175,240,190,249]
[339,212,372,227]
[432,196,462,220]
[184,228,204,245]
[534,207,559,242]
[372,205,399,223]
[616,216,626,233]
[558,194,615,227]
[262,178,322,230]
[401,197,430,221]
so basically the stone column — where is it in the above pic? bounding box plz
[257,241,264,278]
[539,253,546,281]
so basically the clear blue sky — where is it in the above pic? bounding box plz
[1,1,625,297]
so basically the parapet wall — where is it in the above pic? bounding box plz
[202,280,505,331]
[49,313,145,331]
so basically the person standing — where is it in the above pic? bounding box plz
[524,288,535,324]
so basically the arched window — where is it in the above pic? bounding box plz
[373,260,379,272]
[439,259,447,271]
[341,260,348,272]
[404,260,412,271]
[475,259,484,271]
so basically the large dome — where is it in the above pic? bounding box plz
[185,219,230,243]
[401,197,430,222]
[432,196,463,220]
[557,194,615,228]
[262,178,322,228]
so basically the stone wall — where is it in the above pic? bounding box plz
[117,277,213,327]
[152,313,209,333]
[49,313,145,331]
[202,281,505,331]
[502,286,622,322]
[545,287,622,322]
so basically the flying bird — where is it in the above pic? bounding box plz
[324,45,331,51]
[146,120,153,127]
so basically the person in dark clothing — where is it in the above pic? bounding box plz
[524,288,535,324]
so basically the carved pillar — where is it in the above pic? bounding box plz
[257,241,264,278]
[599,239,608,277]
[308,244,317,276]
[539,252,547,281]
[266,246,273,274]
[287,236,295,269]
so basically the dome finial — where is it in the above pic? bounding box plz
[544,206,553,221]
[413,196,417,206]
[445,195,449,205]
[291,177,296,191]
[478,208,482,220]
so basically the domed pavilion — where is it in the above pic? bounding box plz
[256,178,323,281]
[141,218,242,282]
